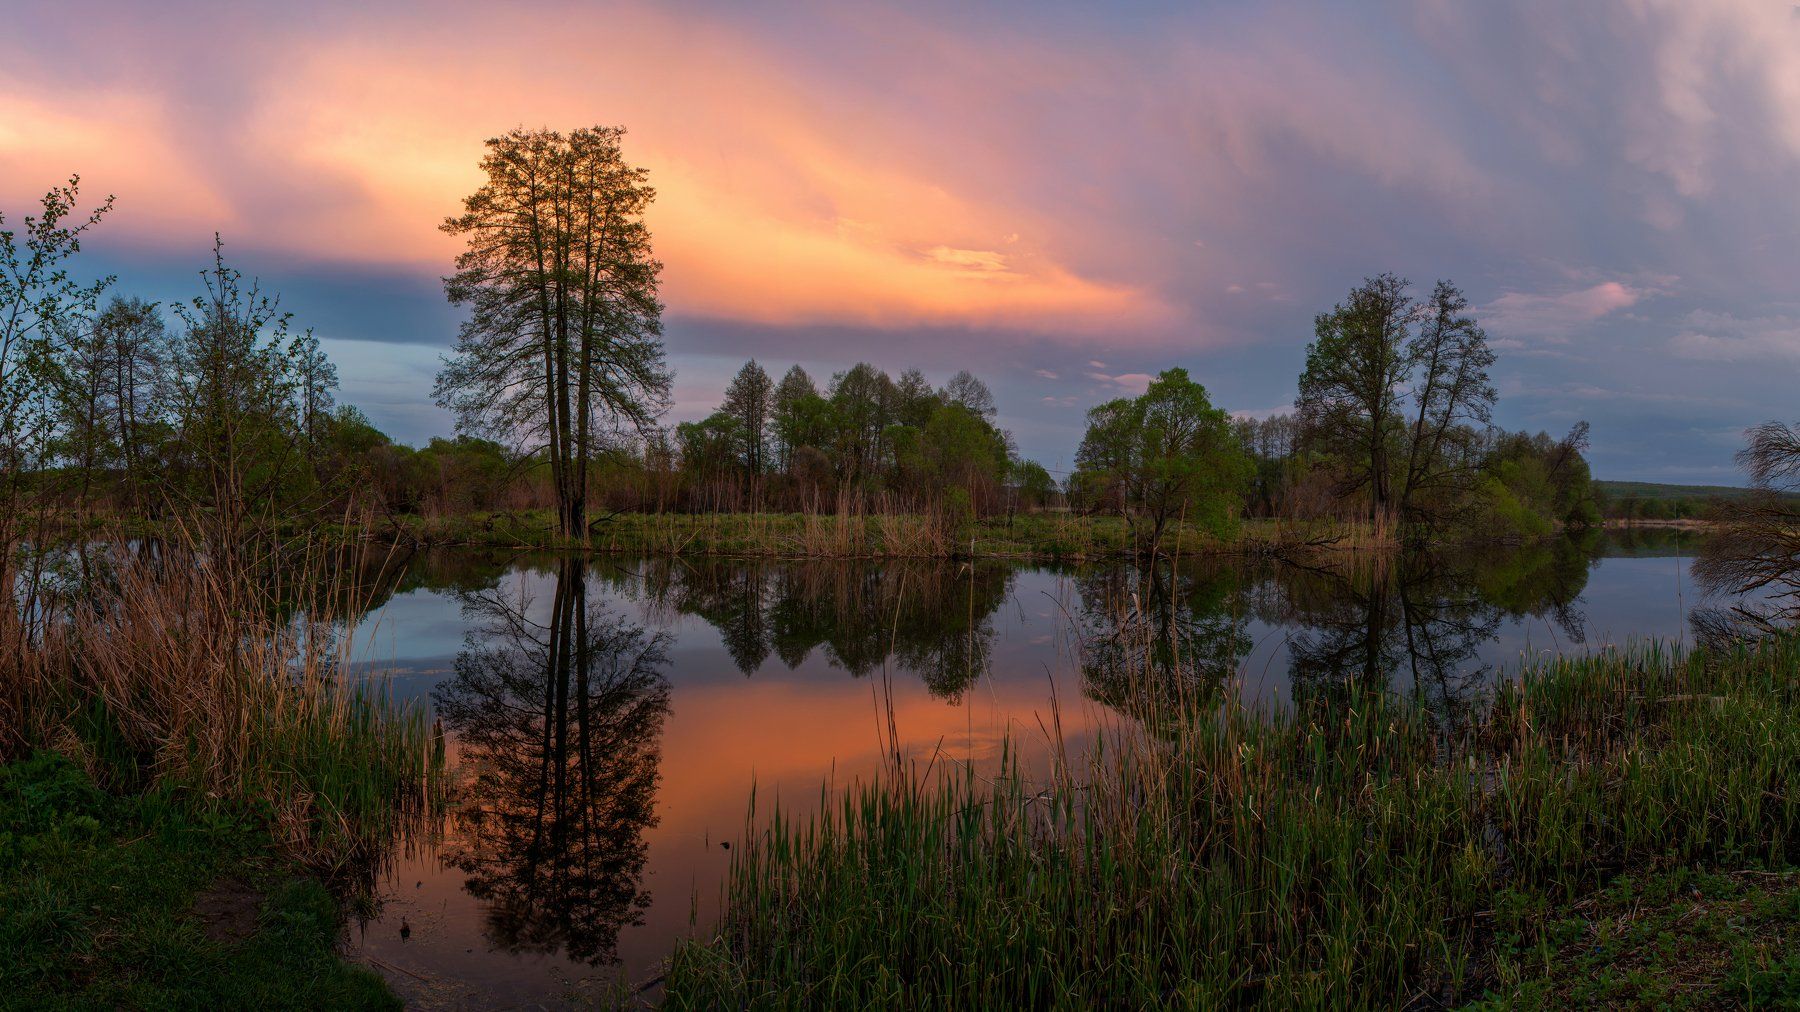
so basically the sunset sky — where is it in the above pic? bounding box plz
[5,0,1799,482]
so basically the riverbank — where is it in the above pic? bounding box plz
[1,545,443,1008]
[1603,517,1719,531]
[349,509,1403,559]
[663,633,1800,1007]
[0,752,398,1008]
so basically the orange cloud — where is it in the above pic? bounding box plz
[0,7,1169,337]
[0,82,231,239]
[261,25,1165,333]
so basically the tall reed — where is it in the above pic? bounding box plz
[666,633,1800,1007]
[1,539,445,872]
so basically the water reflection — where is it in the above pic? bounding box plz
[1070,536,1600,724]
[616,557,1015,700]
[1279,539,1594,720]
[1074,562,1250,716]
[431,556,671,967]
[346,532,1711,1004]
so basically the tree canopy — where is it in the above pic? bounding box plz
[435,126,671,538]
[1073,367,1251,554]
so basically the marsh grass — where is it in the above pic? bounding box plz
[356,509,1386,560]
[666,634,1800,1008]
[1,538,444,874]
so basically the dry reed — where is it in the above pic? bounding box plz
[1,538,444,873]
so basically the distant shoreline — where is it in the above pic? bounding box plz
[1602,517,1717,531]
[66,509,1666,560]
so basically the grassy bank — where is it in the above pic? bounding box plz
[0,751,397,1009]
[1,541,443,1005]
[664,634,1800,1008]
[355,508,1399,559]
[3,545,444,871]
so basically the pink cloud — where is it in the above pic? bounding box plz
[1087,371,1154,395]
[1481,281,1648,342]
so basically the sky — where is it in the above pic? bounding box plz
[4,0,1799,483]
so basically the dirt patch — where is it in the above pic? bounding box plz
[192,878,264,943]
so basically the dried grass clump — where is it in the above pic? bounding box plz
[1,540,443,872]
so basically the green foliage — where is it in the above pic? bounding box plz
[922,401,1007,491]
[721,359,773,478]
[362,435,517,515]
[1072,367,1251,552]
[676,411,747,487]
[687,359,1021,515]
[1296,273,1414,518]
[1010,459,1057,509]
[0,752,397,1009]
[0,176,114,500]
[1471,426,1600,538]
[164,239,326,533]
[1474,472,1554,540]
[1593,480,1793,521]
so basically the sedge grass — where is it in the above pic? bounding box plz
[666,634,1800,1008]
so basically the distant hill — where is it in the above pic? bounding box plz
[1594,480,1751,502]
[1593,479,1800,520]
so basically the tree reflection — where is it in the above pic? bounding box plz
[1065,537,1600,727]
[1075,560,1252,716]
[619,557,1014,700]
[432,556,671,966]
[1284,539,1595,724]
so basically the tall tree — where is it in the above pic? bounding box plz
[892,368,939,428]
[1398,281,1496,520]
[943,369,997,420]
[1297,274,1417,523]
[436,126,671,540]
[828,363,893,488]
[48,312,116,520]
[721,359,772,500]
[167,238,312,559]
[771,365,819,471]
[0,177,113,543]
[92,296,168,511]
[1072,368,1251,556]
[292,329,337,457]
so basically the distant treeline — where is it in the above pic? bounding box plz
[19,270,1599,554]
[5,166,1601,559]
[660,361,1053,516]
[1591,480,1793,521]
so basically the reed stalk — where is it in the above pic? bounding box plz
[667,633,1800,1007]
[1,536,445,874]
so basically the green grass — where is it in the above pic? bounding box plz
[0,751,397,1010]
[1474,868,1800,1008]
[348,508,1398,560]
[8,549,446,874]
[664,635,1800,1008]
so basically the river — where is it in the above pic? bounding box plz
[339,530,1714,1007]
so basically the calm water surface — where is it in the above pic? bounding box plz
[340,531,1712,1007]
